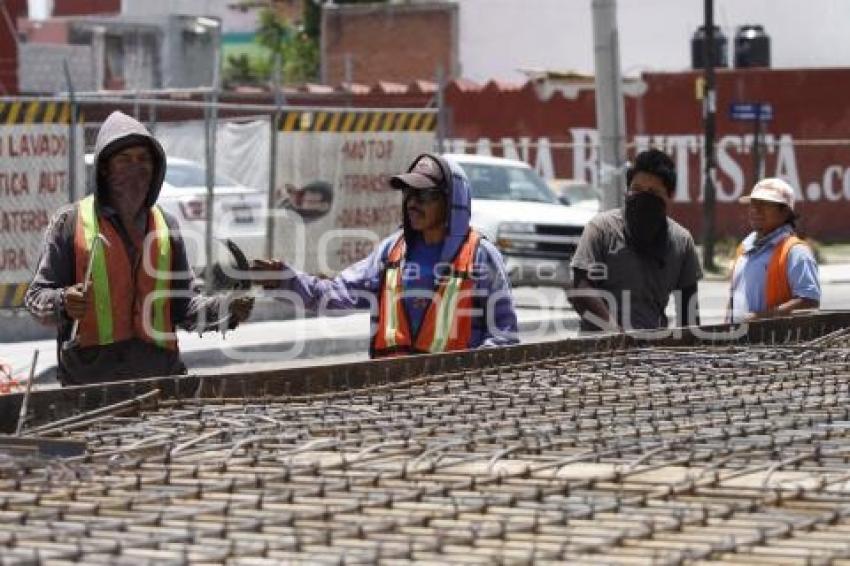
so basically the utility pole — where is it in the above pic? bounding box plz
[204,46,221,293]
[591,0,627,211]
[435,63,445,153]
[266,52,283,258]
[702,0,717,271]
[62,60,77,203]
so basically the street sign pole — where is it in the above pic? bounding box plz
[702,0,717,272]
[729,102,773,189]
[752,103,764,189]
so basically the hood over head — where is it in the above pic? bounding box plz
[93,110,166,208]
[395,153,472,263]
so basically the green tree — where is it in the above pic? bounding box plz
[255,8,319,84]
[225,1,390,87]
[223,53,263,86]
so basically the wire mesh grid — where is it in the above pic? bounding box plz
[3,329,850,564]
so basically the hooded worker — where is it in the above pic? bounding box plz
[26,111,253,385]
[253,152,519,356]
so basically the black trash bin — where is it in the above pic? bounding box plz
[734,24,771,68]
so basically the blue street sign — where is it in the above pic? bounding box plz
[730,102,773,121]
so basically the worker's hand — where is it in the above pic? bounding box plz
[63,283,91,320]
[228,295,254,324]
[251,259,286,290]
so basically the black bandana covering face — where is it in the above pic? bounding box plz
[624,191,669,265]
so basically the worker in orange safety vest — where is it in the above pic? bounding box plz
[26,111,254,385]
[727,178,820,323]
[252,153,519,357]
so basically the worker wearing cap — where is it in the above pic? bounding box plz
[253,153,519,356]
[728,178,820,323]
[25,111,254,385]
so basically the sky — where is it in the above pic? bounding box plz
[460,0,850,81]
[27,0,50,20]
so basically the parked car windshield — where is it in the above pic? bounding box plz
[562,183,600,203]
[459,162,557,203]
[165,160,238,188]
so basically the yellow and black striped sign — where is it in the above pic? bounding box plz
[278,110,437,133]
[0,101,76,125]
[0,284,29,309]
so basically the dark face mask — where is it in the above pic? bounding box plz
[624,191,668,255]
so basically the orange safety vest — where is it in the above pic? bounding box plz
[73,195,177,350]
[731,233,807,311]
[372,230,481,357]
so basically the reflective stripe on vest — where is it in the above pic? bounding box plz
[150,206,171,348]
[372,230,480,357]
[75,195,174,348]
[78,195,114,344]
[730,233,806,312]
[379,237,408,351]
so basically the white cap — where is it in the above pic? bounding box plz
[739,177,795,211]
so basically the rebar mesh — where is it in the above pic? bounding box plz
[3,331,850,564]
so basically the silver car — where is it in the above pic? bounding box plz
[444,153,595,287]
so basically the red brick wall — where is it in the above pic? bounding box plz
[321,2,457,85]
[18,19,70,44]
[0,0,27,94]
[52,0,120,16]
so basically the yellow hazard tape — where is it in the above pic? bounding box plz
[0,284,28,309]
[0,101,73,125]
[278,110,437,133]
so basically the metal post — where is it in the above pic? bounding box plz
[702,0,717,271]
[752,107,764,187]
[344,53,353,107]
[204,53,220,292]
[266,52,283,258]
[344,53,353,85]
[92,25,106,90]
[62,60,78,202]
[148,101,157,135]
[435,64,445,153]
[591,0,627,211]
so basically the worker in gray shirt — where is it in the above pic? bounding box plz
[568,149,702,333]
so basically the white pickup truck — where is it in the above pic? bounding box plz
[444,153,596,287]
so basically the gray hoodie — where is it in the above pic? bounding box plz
[25,111,232,385]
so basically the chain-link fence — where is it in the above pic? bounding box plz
[0,94,440,309]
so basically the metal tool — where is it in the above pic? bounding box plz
[222,237,252,290]
[208,238,252,292]
[14,349,38,436]
[62,232,109,351]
